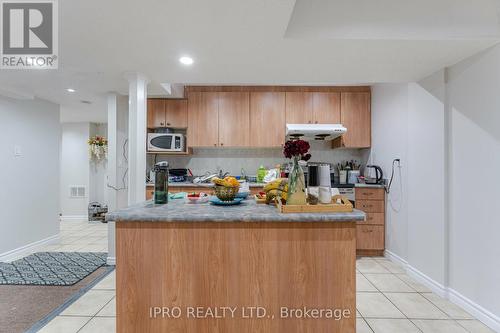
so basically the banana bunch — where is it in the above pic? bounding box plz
[263,178,288,204]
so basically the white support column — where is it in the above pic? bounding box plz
[106,93,118,266]
[106,92,130,265]
[107,94,118,212]
[125,72,149,205]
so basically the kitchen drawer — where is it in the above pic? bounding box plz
[357,212,385,226]
[356,200,385,213]
[356,225,385,250]
[355,188,385,201]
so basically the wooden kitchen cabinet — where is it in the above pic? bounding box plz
[187,92,219,147]
[147,99,166,128]
[356,187,385,201]
[286,92,341,125]
[333,92,371,148]
[355,187,385,256]
[356,199,385,213]
[147,99,187,128]
[183,86,371,148]
[218,92,250,147]
[285,92,313,124]
[165,99,187,128]
[356,225,385,250]
[312,92,341,124]
[146,186,154,200]
[146,185,265,197]
[250,92,286,147]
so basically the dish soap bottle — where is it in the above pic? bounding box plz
[257,165,267,183]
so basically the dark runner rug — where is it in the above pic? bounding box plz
[0,266,113,333]
[0,252,107,286]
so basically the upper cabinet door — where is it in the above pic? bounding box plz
[187,92,219,147]
[338,92,371,148]
[218,92,250,147]
[250,92,286,147]
[285,92,313,124]
[147,99,166,128]
[165,99,188,128]
[312,92,341,124]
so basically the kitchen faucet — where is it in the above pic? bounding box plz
[218,169,229,178]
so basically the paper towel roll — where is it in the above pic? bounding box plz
[318,164,331,187]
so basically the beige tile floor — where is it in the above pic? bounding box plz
[35,221,495,333]
[38,220,108,254]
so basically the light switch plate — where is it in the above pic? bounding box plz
[14,145,22,157]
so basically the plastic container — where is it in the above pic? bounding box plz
[257,165,267,183]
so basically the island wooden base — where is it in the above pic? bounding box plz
[116,221,356,333]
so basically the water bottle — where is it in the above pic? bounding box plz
[154,161,169,204]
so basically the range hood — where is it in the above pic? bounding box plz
[286,124,347,141]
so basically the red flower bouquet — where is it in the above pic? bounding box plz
[283,139,311,161]
[283,139,310,205]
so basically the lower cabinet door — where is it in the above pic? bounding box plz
[146,187,154,200]
[356,225,385,250]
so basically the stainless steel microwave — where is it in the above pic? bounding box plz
[147,133,185,152]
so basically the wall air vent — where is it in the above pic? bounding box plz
[69,186,86,198]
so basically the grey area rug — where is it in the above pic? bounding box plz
[0,252,107,286]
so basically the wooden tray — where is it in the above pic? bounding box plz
[277,195,353,213]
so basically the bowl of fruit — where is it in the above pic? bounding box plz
[211,176,240,201]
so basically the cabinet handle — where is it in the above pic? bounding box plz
[167,123,171,126]
[213,143,217,147]
[220,143,224,146]
[308,121,312,124]
[160,122,164,126]
[315,121,318,124]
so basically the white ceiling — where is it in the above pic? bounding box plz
[286,0,500,39]
[0,0,499,122]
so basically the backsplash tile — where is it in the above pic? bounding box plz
[148,141,369,176]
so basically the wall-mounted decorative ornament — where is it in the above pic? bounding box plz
[88,136,108,161]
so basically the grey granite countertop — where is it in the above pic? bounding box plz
[106,199,365,223]
[146,182,265,188]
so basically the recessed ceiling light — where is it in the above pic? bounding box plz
[66,88,76,93]
[179,56,194,65]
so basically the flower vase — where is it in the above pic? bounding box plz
[287,157,307,205]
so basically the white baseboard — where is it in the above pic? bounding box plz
[405,264,447,298]
[384,249,408,267]
[60,215,87,222]
[106,256,115,265]
[385,250,500,333]
[0,234,60,262]
[448,288,500,333]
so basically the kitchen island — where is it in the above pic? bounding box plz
[107,200,365,333]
